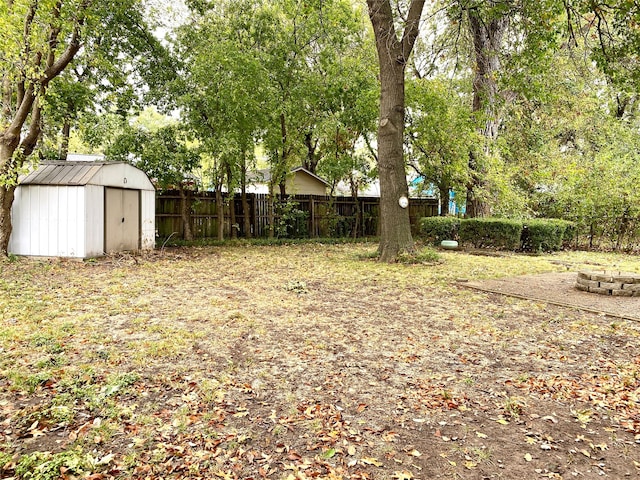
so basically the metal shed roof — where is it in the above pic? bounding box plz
[19,161,154,190]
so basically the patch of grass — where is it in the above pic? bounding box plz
[397,247,441,264]
[284,280,309,294]
[15,449,91,480]
[1,244,640,479]
[7,370,53,393]
[503,396,526,419]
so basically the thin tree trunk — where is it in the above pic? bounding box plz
[229,193,237,239]
[241,165,251,238]
[226,163,237,239]
[267,189,275,239]
[178,186,194,241]
[350,178,361,238]
[59,118,71,160]
[215,187,224,241]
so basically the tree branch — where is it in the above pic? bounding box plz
[19,97,42,158]
[47,2,64,70]
[401,0,427,63]
[43,1,92,82]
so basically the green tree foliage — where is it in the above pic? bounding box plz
[406,78,478,215]
[0,0,168,254]
[176,0,376,238]
[106,119,201,241]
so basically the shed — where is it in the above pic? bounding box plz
[9,161,155,258]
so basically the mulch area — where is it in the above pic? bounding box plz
[462,272,640,322]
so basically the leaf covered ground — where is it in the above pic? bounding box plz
[0,243,639,479]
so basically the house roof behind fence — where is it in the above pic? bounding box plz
[247,166,330,186]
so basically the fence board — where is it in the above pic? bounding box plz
[155,191,438,240]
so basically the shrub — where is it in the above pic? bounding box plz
[555,219,577,246]
[275,200,308,238]
[418,216,461,245]
[521,219,577,252]
[521,219,563,252]
[459,218,523,250]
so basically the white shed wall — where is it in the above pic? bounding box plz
[9,186,87,257]
[84,185,105,257]
[10,162,155,258]
[141,190,155,250]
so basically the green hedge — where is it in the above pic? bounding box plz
[418,216,577,251]
[521,219,576,252]
[459,218,523,250]
[418,217,461,245]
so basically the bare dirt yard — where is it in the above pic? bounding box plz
[0,244,639,480]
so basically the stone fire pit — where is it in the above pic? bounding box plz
[575,271,640,297]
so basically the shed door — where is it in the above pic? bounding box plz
[105,188,140,253]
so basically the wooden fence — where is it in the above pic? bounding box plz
[156,191,438,239]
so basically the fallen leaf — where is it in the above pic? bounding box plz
[383,430,399,442]
[579,449,591,458]
[347,445,356,456]
[496,418,509,425]
[361,457,383,467]
[97,453,115,465]
[392,471,413,480]
[524,453,533,462]
[464,461,477,469]
[321,448,336,459]
[407,449,421,457]
[475,431,488,439]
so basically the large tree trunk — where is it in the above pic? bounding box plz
[0,185,16,256]
[367,0,425,262]
[0,133,21,255]
[303,131,320,173]
[439,183,450,216]
[465,4,508,218]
